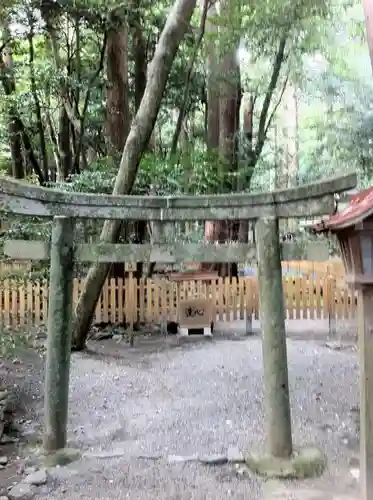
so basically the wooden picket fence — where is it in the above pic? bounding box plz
[0,260,358,328]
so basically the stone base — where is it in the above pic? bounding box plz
[35,447,81,467]
[246,446,327,479]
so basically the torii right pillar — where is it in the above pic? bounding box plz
[358,286,373,500]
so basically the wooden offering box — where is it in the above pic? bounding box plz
[168,271,218,336]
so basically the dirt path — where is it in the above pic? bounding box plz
[1,336,361,499]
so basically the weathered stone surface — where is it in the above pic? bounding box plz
[0,172,357,220]
[256,217,292,457]
[43,217,74,454]
[23,469,48,486]
[4,240,339,265]
[8,483,34,500]
[198,454,228,466]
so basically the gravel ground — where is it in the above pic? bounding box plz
[22,337,360,499]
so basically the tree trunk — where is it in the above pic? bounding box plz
[105,26,130,153]
[205,2,220,150]
[219,46,241,189]
[1,23,24,179]
[57,107,72,180]
[363,0,373,73]
[202,5,241,278]
[170,0,208,156]
[131,1,147,112]
[28,25,49,182]
[106,25,131,280]
[282,85,298,233]
[72,0,198,350]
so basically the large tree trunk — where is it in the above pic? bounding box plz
[170,0,208,156]
[105,26,130,153]
[131,0,147,112]
[282,85,298,233]
[1,22,25,179]
[219,47,241,187]
[57,107,72,180]
[202,10,241,278]
[28,23,49,182]
[72,0,198,350]
[205,2,219,150]
[105,25,131,279]
[363,0,373,73]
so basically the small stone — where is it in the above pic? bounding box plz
[0,456,8,465]
[8,483,34,500]
[23,467,36,476]
[0,391,8,402]
[349,456,359,468]
[325,342,341,350]
[199,454,228,465]
[350,468,360,480]
[23,469,47,486]
[235,465,248,476]
[1,436,17,444]
[167,454,198,463]
[227,446,245,463]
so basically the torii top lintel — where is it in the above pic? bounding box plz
[0,172,357,221]
[313,184,373,233]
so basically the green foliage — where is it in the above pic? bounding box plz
[53,151,223,195]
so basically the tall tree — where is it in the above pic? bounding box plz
[202,0,242,277]
[0,18,24,179]
[363,0,373,73]
[105,24,130,153]
[205,1,220,150]
[72,0,198,350]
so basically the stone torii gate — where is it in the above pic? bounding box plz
[0,173,356,472]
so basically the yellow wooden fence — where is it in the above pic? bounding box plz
[0,261,357,328]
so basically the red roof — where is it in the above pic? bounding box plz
[313,186,373,232]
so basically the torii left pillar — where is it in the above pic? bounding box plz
[43,216,75,454]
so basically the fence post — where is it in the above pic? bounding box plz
[245,313,253,335]
[128,271,135,345]
[327,276,336,337]
[43,216,75,455]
